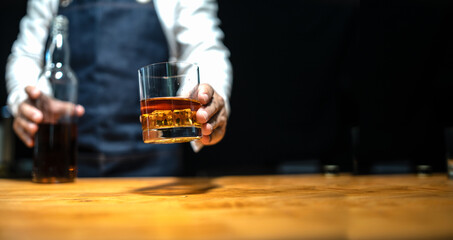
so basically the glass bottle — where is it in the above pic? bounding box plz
[33,15,78,183]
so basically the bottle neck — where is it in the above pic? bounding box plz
[45,32,70,69]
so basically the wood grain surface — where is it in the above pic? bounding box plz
[0,174,452,240]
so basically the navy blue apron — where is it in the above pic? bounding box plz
[58,0,182,177]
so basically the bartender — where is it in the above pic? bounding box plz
[5,0,232,177]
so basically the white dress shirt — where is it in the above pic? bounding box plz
[5,0,232,117]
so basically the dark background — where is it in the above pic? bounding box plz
[1,0,452,177]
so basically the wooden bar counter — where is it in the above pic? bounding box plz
[1,174,452,240]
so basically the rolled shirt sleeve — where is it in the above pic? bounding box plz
[173,0,233,115]
[5,0,58,116]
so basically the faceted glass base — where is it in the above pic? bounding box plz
[143,127,202,144]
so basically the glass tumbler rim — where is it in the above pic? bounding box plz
[137,61,199,74]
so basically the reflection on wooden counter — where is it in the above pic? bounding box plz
[0,174,452,240]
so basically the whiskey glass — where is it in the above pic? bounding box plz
[138,62,201,144]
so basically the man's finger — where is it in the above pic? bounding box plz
[201,109,227,136]
[13,119,34,148]
[25,86,42,100]
[19,102,43,123]
[50,99,77,115]
[39,98,85,120]
[15,115,39,136]
[196,93,224,124]
[201,124,226,146]
[75,104,85,117]
[198,84,214,105]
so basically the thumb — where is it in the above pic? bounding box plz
[25,86,42,100]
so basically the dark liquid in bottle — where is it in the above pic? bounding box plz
[33,123,77,183]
